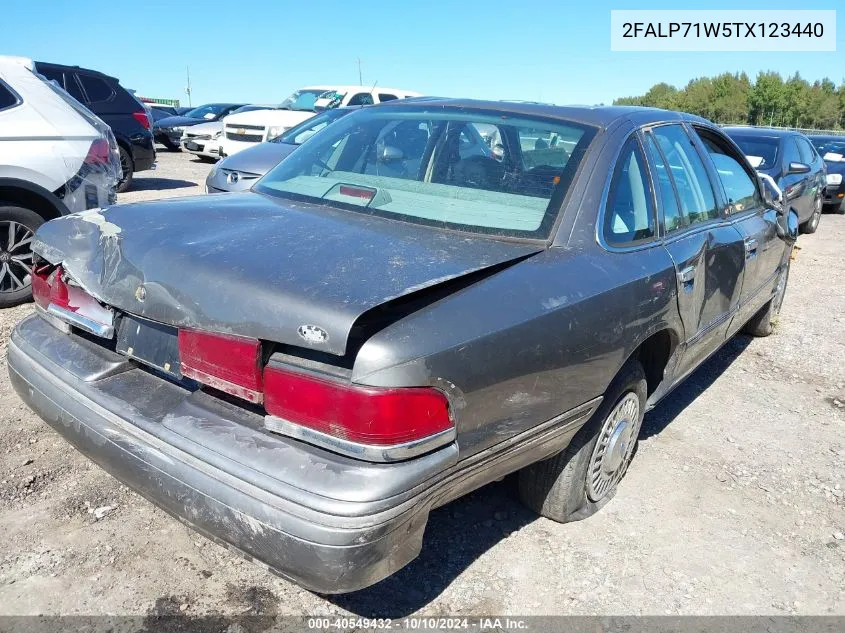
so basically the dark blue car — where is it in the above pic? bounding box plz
[725,127,827,234]
[808,135,845,213]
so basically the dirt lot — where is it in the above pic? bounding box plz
[0,150,844,617]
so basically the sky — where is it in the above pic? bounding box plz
[3,0,842,108]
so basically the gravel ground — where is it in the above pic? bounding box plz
[0,150,844,617]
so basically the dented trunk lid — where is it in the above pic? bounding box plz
[33,192,542,356]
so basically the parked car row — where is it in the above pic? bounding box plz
[9,99,802,594]
[151,85,420,159]
[723,127,842,233]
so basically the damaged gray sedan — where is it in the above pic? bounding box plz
[8,99,798,593]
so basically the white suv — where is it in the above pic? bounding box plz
[0,56,120,307]
[219,85,419,157]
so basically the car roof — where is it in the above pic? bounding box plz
[806,134,845,142]
[722,126,799,139]
[33,60,117,82]
[372,97,711,129]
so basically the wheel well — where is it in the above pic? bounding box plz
[0,184,64,222]
[634,329,675,397]
[115,139,133,167]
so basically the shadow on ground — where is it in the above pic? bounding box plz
[128,178,199,192]
[331,335,754,617]
[641,334,751,439]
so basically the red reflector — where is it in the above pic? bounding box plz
[84,139,111,165]
[263,366,451,446]
[338,185,375,200]
[178,329,263,403]
[132,111,151,130]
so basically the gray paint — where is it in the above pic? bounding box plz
[12,101,796,592]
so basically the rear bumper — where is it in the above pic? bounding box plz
[6,315,444,593]
[130,133,157,172]
[8,315,598,592]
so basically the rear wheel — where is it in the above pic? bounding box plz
[518,359,647,523]
[800,196,822,234]
[116,146,134,193]
[0,205,43,308]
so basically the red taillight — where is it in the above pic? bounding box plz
[31,264,59,310]
[132,111,151,130]
[178,329,263,403]
[263,365,452,446]
[32,264,114,334]
[84,139,111,166]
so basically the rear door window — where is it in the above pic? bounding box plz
[796,137,816,164]
[644,133,682,231]
[77,74,113,103]
[652,125,719,228]
[603,136,656,246]
[378,93,398,102]
[346,92,375,106]
[783,138,801,169]
[0,82,19,110]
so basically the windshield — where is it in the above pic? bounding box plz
[811,138,845,161]
[255,107,595,239]
[278,89,330,112]
[730,136,779,169]
[272,108,354,145]
[185,104,230,119]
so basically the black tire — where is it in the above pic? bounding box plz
[197,155,216,163]
[0,205,44,308]
[518,359,647,523]
[743,258,790,337]
[163,140,181,152]
[800,196,822,234]
[116,146,134,193]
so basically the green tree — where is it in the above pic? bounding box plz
[748,71,785,126]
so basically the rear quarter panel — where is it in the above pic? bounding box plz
[353,244,680,458]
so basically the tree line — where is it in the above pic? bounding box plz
[613,71,845,130]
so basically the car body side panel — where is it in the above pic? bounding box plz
[354,245,680,458]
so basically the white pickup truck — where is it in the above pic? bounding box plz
[218,85,419,157]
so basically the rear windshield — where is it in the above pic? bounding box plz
[254,107,595,239]
[729,136,779,169]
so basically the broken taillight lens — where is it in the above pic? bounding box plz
[178,329,263,403]
[263,365,452,446]
[32,265,114,336]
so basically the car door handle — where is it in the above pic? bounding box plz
[677,266,696,285]
[744,238,758,258]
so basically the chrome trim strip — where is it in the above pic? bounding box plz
[47,304,114,338]
[263,416,457,463]
[34,305,71,334]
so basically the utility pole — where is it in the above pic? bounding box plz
[357,58,363,86]
[185,66,192,107]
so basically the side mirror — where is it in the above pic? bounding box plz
[379,145,404,162]
[787,161,810,175]
[758,173,782,207]
[775,206,800,243]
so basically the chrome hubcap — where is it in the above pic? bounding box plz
[587,392,641,502]
[0,220,33,294]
